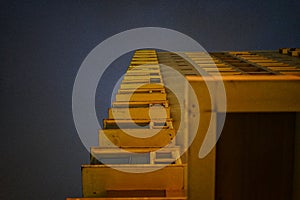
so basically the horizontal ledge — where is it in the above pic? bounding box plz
[81,164,186,168]
[186,75,300,81]
[67,197,187,200]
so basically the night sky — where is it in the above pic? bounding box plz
[1,0,299,199]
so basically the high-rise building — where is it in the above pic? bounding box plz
[67,48,300,200]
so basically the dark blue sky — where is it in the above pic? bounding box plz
[1,0,299,199]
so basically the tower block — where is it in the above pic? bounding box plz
[67,48,300,200]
